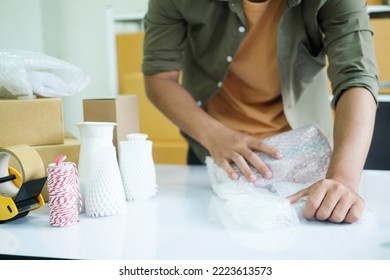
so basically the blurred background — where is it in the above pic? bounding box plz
[0,0,389,167]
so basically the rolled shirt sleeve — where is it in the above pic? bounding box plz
[142,0,187,76]
[319,0,379,108]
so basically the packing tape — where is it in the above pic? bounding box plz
[0,145,45,197]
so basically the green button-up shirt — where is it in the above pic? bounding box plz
[143,0,379,162]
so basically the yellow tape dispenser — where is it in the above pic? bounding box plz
[0,145,46,223]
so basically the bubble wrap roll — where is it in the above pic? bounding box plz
[0,50,90,99]
[119,135,158,201]
[85,146,126,217]
[207,125,332,196]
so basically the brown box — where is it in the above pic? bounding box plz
[83,95,139,152]
[0,98,64,147]
[33,132,80,201]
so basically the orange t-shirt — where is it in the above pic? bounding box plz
[206,0,290,139]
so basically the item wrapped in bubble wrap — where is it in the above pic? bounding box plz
[0,50,90,99]
[206,125,332,231]
[207,125,332,196]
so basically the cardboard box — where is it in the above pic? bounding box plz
[33,132,80,201]
[0,98,64,147]
[83,95,139,153]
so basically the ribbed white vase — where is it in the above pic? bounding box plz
[85,146,126,217]
[119,133,158,201]
[75,122,118,212]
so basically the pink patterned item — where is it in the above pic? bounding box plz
[47,155,82,227]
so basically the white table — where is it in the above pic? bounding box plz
[1,165,389,260]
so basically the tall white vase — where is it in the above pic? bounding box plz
[86,146,126,217]
[75,122,117,212]
[119,133,158,201]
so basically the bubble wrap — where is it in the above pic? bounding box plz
[85,146,127,217]
[225,193,300,230]
[206,125,332,231]
[119,134,158,202]
[207,125,331,192]
[0,50,90,99]
[219,182,309,231]
[208,196,302,251]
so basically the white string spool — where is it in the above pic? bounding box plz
[119,133,158,201]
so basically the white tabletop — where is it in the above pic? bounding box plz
[1,165,390,260]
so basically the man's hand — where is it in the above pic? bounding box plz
[145,71,282,182]
[287,178,365,223]
[286,87,375,224]
[204,123,282,182]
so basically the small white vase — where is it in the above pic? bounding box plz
[119,133,158,201]
[75,122,117,212]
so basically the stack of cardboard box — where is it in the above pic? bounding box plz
[0,97,80,200]
[0,95,140,201]
[116,32,188,164]
[82,95,140,157]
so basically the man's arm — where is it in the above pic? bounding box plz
[144,71,281,181]
[289,87,376,223]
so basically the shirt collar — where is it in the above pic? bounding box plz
[286,0,302,8]
[212,0,302,7]
[211,0,303,14]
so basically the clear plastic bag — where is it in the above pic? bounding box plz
[0,50,90,99]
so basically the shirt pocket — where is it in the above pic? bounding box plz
[294,42,326,84]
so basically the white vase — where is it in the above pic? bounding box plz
[119,133,158,201]
[75,121,117,212]
[85,146,127,217]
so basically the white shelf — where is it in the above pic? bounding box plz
[114,12,145,22]
[367,5,390,18]
[378,94,390,102]
[367,5,390,14]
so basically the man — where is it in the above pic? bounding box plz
[142,0,378,223]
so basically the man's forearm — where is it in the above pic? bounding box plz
[326,87,377,190]
[144,72,221,148]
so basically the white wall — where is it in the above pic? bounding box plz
[1,0,148,137]
[0,0,44,51]
[41,0,149,137]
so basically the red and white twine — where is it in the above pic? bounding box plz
[47,155,82,227]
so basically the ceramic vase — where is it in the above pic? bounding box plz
[119,133,158,201]
[85,146,126,217]
[75,121,117,212]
